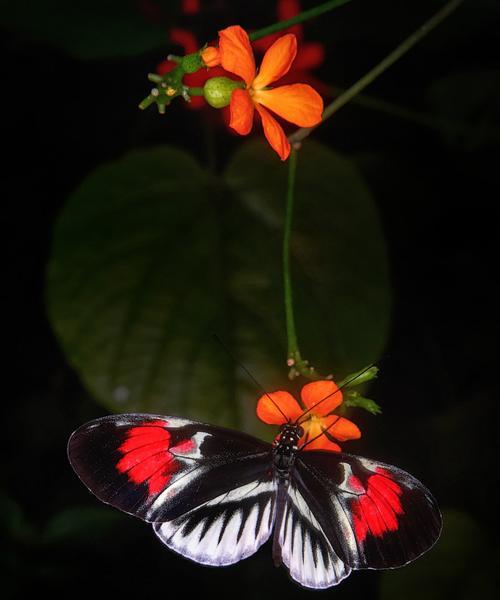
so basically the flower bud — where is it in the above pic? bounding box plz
[181,52,204,74]
[203,77,243,108]
[200,46,220,68]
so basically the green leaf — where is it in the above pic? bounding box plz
[343,391,382,415]
[47,146,246,428]
[47,142,390,433]
[380,510,492,600]
[0,0,170,59]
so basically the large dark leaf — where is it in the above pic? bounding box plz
[47,142,390,431]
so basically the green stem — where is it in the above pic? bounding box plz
[249,0,352,41]
[328,84,479,138]
[188,87,204,96]
[283,149,299,363]
[289,0,465,145]
[283,149,324,381]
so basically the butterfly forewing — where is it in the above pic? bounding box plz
[68,414,272,523]
[294,451,442,570]
[154,477,276,566]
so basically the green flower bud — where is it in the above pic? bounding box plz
[181,52,204,74]
[203,77,245,109]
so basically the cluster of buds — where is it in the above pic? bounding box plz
[139,48,217,113]
[139,45,251,113]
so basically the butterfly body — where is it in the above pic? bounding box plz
[68,413,441,589]
[272,423,303,476]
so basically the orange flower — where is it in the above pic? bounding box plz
[215,25,323,160]
[256,380,361,451]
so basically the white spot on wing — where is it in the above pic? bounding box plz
[171,432,210,459]
[164,417,192,428]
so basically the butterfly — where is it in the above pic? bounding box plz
[67,380,442,590]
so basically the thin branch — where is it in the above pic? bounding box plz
[249,0,352,41]
[289,0,466,145]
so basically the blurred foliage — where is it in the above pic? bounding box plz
[0,492,121,547]
[0,492,36,544]
[43,506,122,544]
[379,509,495,599]
[0,0,171,59]
[46,141,390,432]
[428,69,500,150]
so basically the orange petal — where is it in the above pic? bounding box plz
[253,84,323,127]
[218,25,255,87]
[300,380,343,417]
[256,391,303,425]
[328,416,362,441]
[253,33,297,89]
[229,89,254,135]
[255,104,290,161]
[302,436,341,452]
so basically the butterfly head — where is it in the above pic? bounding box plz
[273,423,304,451]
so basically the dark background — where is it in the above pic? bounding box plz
[1,0,498,598]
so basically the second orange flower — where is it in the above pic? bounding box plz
[204,25,324,160]
[256,380,361,452]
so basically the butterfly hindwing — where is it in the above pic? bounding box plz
[68,414,272,523]
[278,480,351,589]
[294,451,442,570]
[154,477,276,566]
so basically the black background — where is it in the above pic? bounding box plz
[2,1,498,598]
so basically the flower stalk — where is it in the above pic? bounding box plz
[249,0,352,42]
[289,0,466,145]
[283,149,328,381]
[282,143,380,416]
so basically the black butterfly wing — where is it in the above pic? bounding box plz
[277,481,351,589]
[68,414,274,525]
[293,451,442,571]
[153,476,276,566]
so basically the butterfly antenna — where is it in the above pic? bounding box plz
[296,363,376,426]
[212,334,290,423]
[299,415,341,451]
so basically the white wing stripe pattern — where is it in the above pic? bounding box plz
[279,484,351,589]
[153,479,276,566]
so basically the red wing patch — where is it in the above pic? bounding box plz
[116,419,189,496]
[349,468,404,543]
[68,414,272,523]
